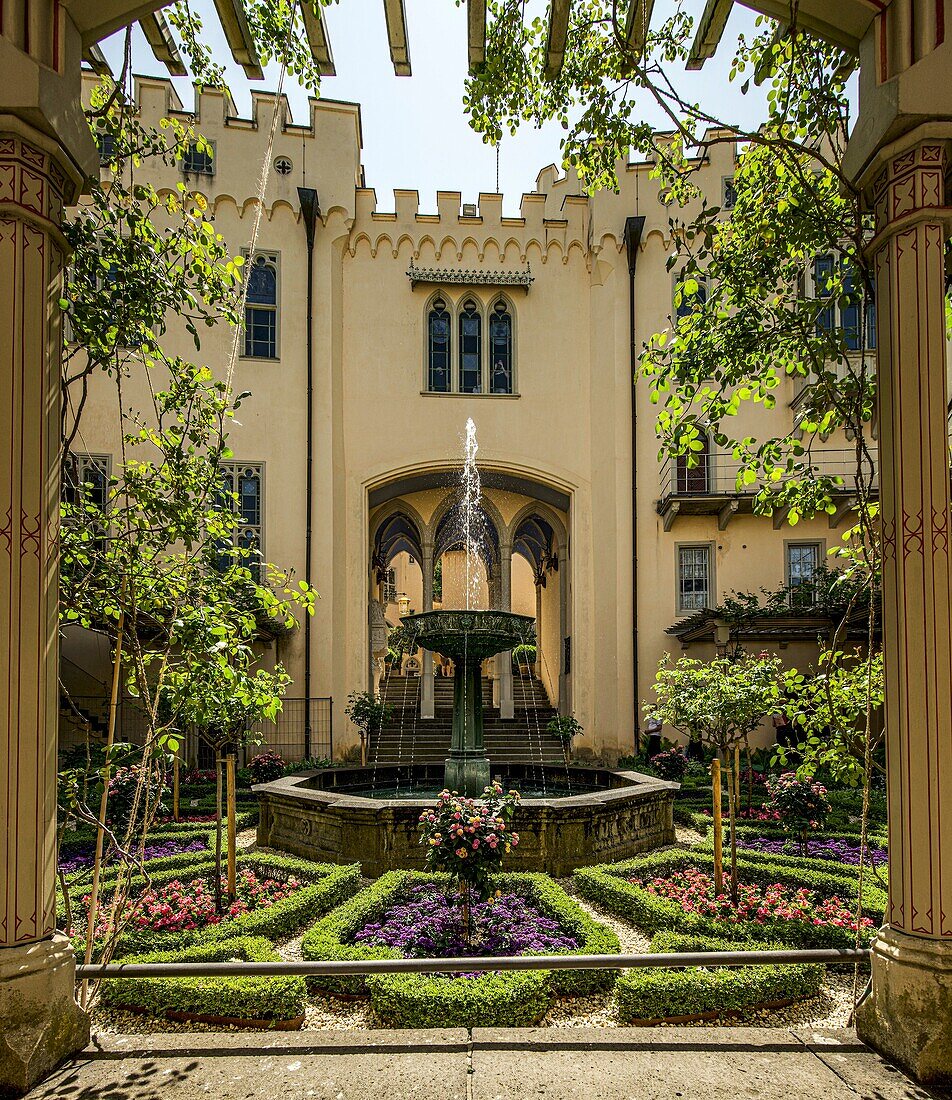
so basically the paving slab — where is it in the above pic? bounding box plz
[27,1030,471,1100]
[470,1027,947,1100]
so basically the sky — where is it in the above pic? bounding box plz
[99,1,849,217]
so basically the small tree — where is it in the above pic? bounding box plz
[766,772,832,856]
[645,653,782,900]
[546,715,582,762]
[345,690,393,765]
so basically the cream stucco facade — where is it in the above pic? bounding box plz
[61,70,870,761]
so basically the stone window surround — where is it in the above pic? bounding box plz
[421,288,518,397]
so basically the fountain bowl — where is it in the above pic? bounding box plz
[400,608,535,662]
[254,764,678,878]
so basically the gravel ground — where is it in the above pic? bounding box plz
[88,832,864,1036]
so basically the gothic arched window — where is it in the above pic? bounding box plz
[489,300,513,395]
[244,253,279,359]
[427,298,451,392]
[459,299,482,393]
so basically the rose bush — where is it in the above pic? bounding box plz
[248,750,286,785]
[766,772,832,851]
[649,748,689,782]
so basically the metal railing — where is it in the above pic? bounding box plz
[76,947,869,980]
[658,448,878,503]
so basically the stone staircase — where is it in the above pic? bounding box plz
[371,674,565,766]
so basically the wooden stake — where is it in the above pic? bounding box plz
[173,754,180,822]
[81,590,125,1008]
[711,757,724,896]
[226,752,237,898]
[729,744,740,905]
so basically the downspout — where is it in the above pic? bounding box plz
[298,187,320,759]
[624,216,646,755]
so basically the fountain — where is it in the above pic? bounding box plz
[254,419,678,875]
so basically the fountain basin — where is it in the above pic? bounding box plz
[254,764,678,878]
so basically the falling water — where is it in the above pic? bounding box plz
[461,418,483,612]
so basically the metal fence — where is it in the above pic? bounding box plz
[59,694,333,766]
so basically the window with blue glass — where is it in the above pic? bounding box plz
[216,462,264,581]
[244,253,279,359]
[813,254,836,333]
[814,255,875,349]
[427,298,451,391]
[489,299,513,394]
[459,299,482,393]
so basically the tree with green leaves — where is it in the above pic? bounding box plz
[645,652,782,899]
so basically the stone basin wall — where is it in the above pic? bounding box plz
[254,766,678,878]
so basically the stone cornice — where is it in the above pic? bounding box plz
[406,260,534,289]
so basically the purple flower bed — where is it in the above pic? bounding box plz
[58,837,208,875]
[352,884,580,961]
[736,835,887,866]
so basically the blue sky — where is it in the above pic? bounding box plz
[99,1,843,216]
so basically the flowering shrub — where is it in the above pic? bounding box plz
[629,866,874,936]
[84,868,300,938]
[248,749,286,785]
[59,837,208,875]
[736,834,887,867]
[353,884,579,970]
[649,748,688,782]
[182,768,217,786]
[106,764,164,828]
[766,772,832,847]
[418,784,520,896]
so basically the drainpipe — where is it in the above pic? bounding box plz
[624,216,646,756]
[298,187,320,759]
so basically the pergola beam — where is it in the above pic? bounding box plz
[82,42,112,75]
[686,0,733,70]
[468,0,487,70]
[543,0,572,79]
[624,0,656,64]
[209,0,265,79]
[300,1,337,76]
[139,11,187,77]
[382,0,412,76]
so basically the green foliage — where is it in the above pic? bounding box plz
[765,772,832,845]
[344,691,393,737]
[574,850,884,949]
[511,643,537,669]
[615,931,823,1022]
[546,715,583,745]
[99,935,306,1022]
[300,870,620,1022]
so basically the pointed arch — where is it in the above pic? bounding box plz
[424,291,452,393]
[487,294,515,395]
[457,296,483,393]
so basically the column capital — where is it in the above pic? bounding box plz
[855,123,952,237]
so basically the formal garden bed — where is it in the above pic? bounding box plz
[300,870,620,1027]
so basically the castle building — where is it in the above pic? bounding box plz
[62,71,874,761]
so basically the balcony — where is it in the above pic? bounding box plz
[656,448,877,531]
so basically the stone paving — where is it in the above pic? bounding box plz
[27,1028,950,1100]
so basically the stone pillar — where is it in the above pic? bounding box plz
[497,542,514,719]
[853,129,952,1087]
[420,544,435,718]
[0,116,92,1091]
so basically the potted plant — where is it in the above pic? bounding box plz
[345,690,393,767]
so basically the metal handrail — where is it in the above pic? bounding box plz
[76,947,869,979]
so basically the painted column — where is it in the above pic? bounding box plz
[498,541,514,720]
[854,129,952,1086]
[420,543,434,718]
[0,113,92,1092]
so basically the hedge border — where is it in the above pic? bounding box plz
[99,935,306,1024]
[615,930,824,1023]
[574,849,885,948]
[694,827,889,874]
[76,853,361,957]
[300,870,620,1027]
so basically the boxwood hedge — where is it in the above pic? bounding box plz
[99,936,306,1024]
[574,849,885,948]
[81,853,361,956]
[300,870,620,1027]
[615,931,824,1023]
[693,827,889,877]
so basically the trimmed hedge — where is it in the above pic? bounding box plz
[615,930,824,1023]
[694,827,889,876]
[99,936,306,1023]
[60,809,258,854]
[574,849,885,949]
[300,870,620,1026]
[81,853,361,956]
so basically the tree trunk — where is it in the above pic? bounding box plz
[711,758,724,896]
[226,752,237,898]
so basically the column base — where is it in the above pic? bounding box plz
[0,933,89,1096]
[444,753,491,798]
[855,925,952,1087]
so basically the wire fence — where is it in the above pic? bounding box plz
[59,694,334,766]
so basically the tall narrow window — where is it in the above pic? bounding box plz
[244,253,278,359]
[489,300,513,394]
[841,268,861,351]
[459,299,482,393]
[218,462,264,582]
[63,453,111,554]
[382,567,397,603]
[678,545,711,611]
[787,542,821,602]
[427,298,451,392]
[814,254,835,333]
[675,434,711,494]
